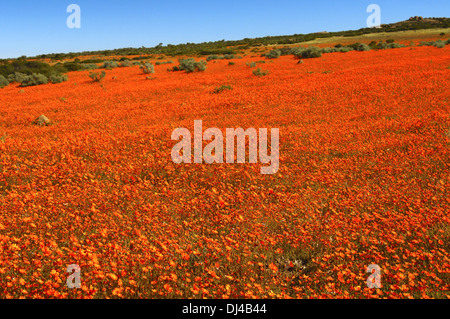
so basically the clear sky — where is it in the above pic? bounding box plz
[0,0,449,58]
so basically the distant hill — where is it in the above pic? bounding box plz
[380,16,449,30]
[12,17,450,61]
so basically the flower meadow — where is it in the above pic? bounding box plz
[0,44,449,299]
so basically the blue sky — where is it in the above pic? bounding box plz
[0,1,449,58]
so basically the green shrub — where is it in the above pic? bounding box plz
[265,49,281,59]
[120,60,131,67]
[386,39,395,44]
[0,60,69,79]
[321,47,337,54]
[213,85,233,93]
[0,75,9,88]
[387,43,404,49]
[155,61,173,65]
[82,63,99,70]
[61,62,84,71]
[177,58,207,73]
[357,44,371,51]
[377,42,388,50]
[7,72,29,83]
[246,62,256,68]
[434,40,445,48]
[49,74,68,84]
[82,59,104,64]
[140,62,155,74]
[420,40,448,48]
[223,54,235,59]
[337,47,352,53]
[228,61,235,66]
[278,47,293,56]
[207,55,222,61]
[252,68,269,76]
[20,73,48,87]
[103,61,120,69]
[294,46,322,59]
[89,71,106,82]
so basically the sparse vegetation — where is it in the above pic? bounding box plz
[82,63,99,70]
[120,60,131,67]
[213,85,233,93]
[89,71,106,82]
[49,74,68,84]
[253,67,269,76]
[103,61,120,69]
[140,62,155,74]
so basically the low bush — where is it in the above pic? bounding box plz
[120,60,131,67]
[89,71,106,82]
[103,61,120,69]
[177,59,207,73]
[337,47,352,53]
[207,55,222,61]
[252,68,269,76]
[82,63,99,70]
[61,62,84,71]
[81,59,104,64]
[265,49,281,59]
[7,72,29,83]
[321,47,337,54]
[140,62,155,74]
[155,61,173,65]
[387,43,405,49]
[294,46,322,59]
[20,73,49,87]
[357,44,371,51]
[213,85,233,94]
[0,75,8,88]
[434,40,445,48]
[49,74,68,84]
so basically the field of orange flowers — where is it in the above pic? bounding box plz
[0,44,449,299]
